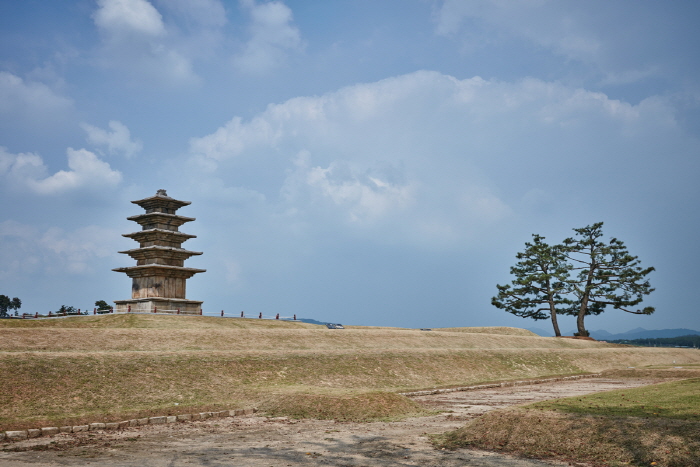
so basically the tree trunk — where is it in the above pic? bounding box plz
[548,300,561,337]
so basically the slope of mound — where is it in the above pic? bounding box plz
[435,326,539,336]
[0,313,321,329]
[3,314,700,432]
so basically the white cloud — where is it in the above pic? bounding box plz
[156,0,227,28]
[0,71,73,121]
[0,146,122,195]
[434,1,601,63]
[188,70,695,248]
[0,220,118,277]
[81,120,143,158]
[234,0,302,74]
[92,0,198,86]
[303,161,415,224]
[94,0,166,38]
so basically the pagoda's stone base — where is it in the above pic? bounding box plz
[113,298,203,315]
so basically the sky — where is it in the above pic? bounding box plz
[1,0,699,334]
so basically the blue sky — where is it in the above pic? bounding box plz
[1,0,699,333]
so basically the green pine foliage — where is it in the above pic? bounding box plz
[492,234,571,337]
[494,223,655,337]
[563,222,655,336]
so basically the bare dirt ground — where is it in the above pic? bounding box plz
[0,377,654,467]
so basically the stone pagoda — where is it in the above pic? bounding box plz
[113,189,205,314]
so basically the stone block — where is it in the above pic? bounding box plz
[0,432,5,441]
[176,414,191,421]
[41,427,59,436]
[5,431,28,440]
[198,412,210,420]
[137,418,149,426]
[215,410,229,417]
[27,429,41,438]
[149,416,167,424]
[89,423,106,431]
[234,409,245,416]
[166,416,176,423]
[129,419,139,427]
[105,423,119,430]
[59,426,73,433]
[73,425,89,433]
[118,421,130,429]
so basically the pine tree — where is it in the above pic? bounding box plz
[562,222,655,337]
[492,234,571,336]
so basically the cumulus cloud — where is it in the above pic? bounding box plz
[81,120,143,158]
[0,220,118,277]
[188,70,695,248]
[234,0,302,74]
[0,71,73,122]
[432,0,668,86]
[92,0,198,85]
[0,146,122,195]
[93,0,166,37]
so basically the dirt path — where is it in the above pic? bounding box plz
[0,377,653,466]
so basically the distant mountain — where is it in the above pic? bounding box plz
[526,326,700,340]
[295,318,330,326]
[581,328,700,341]
[525,327,554,337]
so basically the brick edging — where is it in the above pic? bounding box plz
[0,408,257,442]
[399,373,603,397]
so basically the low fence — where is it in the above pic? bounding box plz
[8,308,299,321]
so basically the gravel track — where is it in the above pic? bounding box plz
[0,377,653,466]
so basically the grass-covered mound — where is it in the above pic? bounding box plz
[436,372,700,467]
[2,314,700,432]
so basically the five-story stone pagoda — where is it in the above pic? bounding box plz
[113,189,205,314]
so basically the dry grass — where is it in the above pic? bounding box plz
[437,410,700,467]
[0,314,320,329]
[435,326,538,336]
[436,373,700,467]
[2,314,700,432]
[259,391,426,422]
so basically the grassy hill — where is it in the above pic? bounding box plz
[2,313,700,431]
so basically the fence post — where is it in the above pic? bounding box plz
[110,307,113,313]
[241,311,244,318]
[221,310,224,317]
[154,307,157,313]
[128,305,131,313]
[93,308,96,315]
[177,308,180,314]
[200,308,203,315]
[35,312,38,319]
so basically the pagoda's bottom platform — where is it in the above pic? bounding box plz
[113,298,203,315]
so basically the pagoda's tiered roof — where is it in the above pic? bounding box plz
[114,190,205,306]
[113,264,206,279]
[131,190,191,213]
[127,212,195,231]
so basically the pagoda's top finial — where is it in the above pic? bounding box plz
[156,189,169,197]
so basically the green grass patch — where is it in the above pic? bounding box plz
[530,378,700,420]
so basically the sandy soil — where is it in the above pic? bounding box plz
[0,377,654,467]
